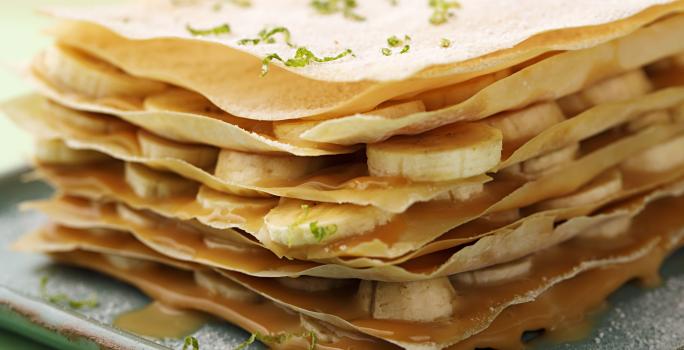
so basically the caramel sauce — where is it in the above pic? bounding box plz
[114,302,209,339]
[222,194,684,346]
[53,252,398,350]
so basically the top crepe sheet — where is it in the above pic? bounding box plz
[45,0,679,82]
[43,0,684,120]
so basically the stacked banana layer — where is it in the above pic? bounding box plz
[6,2,684,349]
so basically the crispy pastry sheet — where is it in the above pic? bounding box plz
[45,1,684,119]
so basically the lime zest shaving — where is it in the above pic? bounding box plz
[440,38,451,48]
[182,336,200,350]
[429,0,461,25]
[239,26,294,47]
[186,23,231,36]
[233,331,318,350]
[261,47,353,76]
[382,34,411,56]
[39,276,99,310]
[310,0,365,21]
[310,221,338,242]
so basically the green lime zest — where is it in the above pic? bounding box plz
[309,221,338,242]
[261,47,353,76]
[311,0,365,21]
[186,23,231,36]
[239,26,294,47]
[233,331,318,350]
[182,336,199,350]
[382,34,411,56]
[440,38,451,48]
[429,0,461,25]
[39,276,99,310]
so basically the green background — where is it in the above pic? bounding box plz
[0,0,110,175]
[0,1,109,347]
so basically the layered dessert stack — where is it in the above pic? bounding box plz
[4,0,684,349]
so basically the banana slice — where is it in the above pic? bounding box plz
[434,182,484,202]
[115,203,156,228]
[274,100,426,146]
[370,278,455,322]
[520,143,580,176]
[277,276,351,292]
[535,170,623,211]
[264,199,394,247]
[450,256,532,286]
[104,254,155,271]
[35,139,110,165]
[45,99,130,134]
[622,133,684,173]
[88,227,126,237]
[558,69,653,116]
[39,44,167,98]
[626,110,672,132]
[415,69,511,111]
[137,130,219,170]
[578,216,633,240]
[194,270,260,303]
[197,186,277,213]
[483,102,566,150]
[124,163,198,199]
[214,149,329,185]
[367,122,502,182]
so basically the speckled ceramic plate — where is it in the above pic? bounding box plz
[0,169,682,350]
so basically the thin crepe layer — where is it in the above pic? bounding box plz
[22,176,684,281]
[31,119,684,260]
[3,94,488,212]
[8,80,684,211]
[23,192,684,349]
[217,193,684,349]
[40,12,684,124]
[48,250,394,350]
[45,1,684,119]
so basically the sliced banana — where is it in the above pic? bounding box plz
[124,163,198,199]
[137,130,219,170]
[450,256,533,286]
[578,216,633,240]
[214,149,329,185]
[626,110,672,132]
[483,102,566,150]
[558,69,653,116]
[673,104,684,124]
[104,254,155,271]
[88,227,127,237]
[367,122,502,182]
[277,276,351,292]
[115,203,156,228]
[45,99,129,134]
[622,133,684,173]
[371,278,455,322]
[274,100,426,146]
[196,186,277,213]
[264,199,394,247]
[520,143,580,176]
[433,182,484,202]
[535,170,623,211]
[415,69,511,111]
[193,270,260,303]
[39,44,167,98]
[35,139,110,165]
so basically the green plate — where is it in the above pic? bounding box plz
[0,169,682,350]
